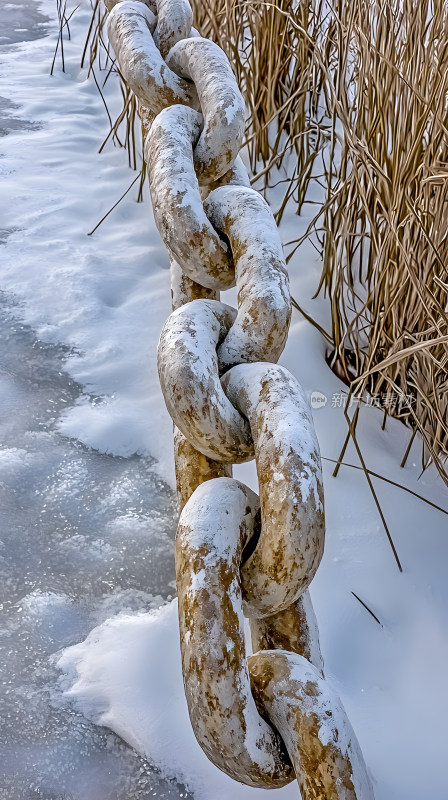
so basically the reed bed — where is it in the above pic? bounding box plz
[191,0,448,485]
[318,0,448,484]
[82,0,448,485]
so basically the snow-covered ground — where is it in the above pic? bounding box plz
[1,1,447,799]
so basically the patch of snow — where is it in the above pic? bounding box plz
[0,0,175,484]
[57,600,297,800]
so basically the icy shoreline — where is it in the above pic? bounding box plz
[0,0,176,484]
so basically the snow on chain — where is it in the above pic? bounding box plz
[105,0,375,796]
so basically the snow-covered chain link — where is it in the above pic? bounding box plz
[105,1,374,796]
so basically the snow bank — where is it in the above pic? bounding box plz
[0,0,174,483]
[58,600,301,800]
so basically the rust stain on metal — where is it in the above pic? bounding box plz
[104,2,375,795]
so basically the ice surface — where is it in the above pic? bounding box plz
[0,0,175,485]
[0,297,190,798]
[0,0,49,46]
[0,11,189,795]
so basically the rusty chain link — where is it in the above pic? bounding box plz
[105,1,375,796]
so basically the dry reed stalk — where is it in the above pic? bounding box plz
[318,0,448,484]
[79,0,145,230]
[81,0,448,485]
[51,0,80,74]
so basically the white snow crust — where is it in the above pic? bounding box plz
[0,0,175,483]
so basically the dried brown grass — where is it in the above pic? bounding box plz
[83,0,448,486]
[192,0,448,485]
[318,0,448,484]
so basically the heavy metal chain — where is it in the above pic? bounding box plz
[104,1,374,796]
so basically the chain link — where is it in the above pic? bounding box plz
[105,1,375,796]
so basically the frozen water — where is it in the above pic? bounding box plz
[0,0,49,46]
[0,294,192,799]
[0,4,190,795]
[0,289,194,800]
[0,299,177,607]
[0,96,41,136]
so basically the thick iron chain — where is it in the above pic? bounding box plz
[105,1,374,796]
